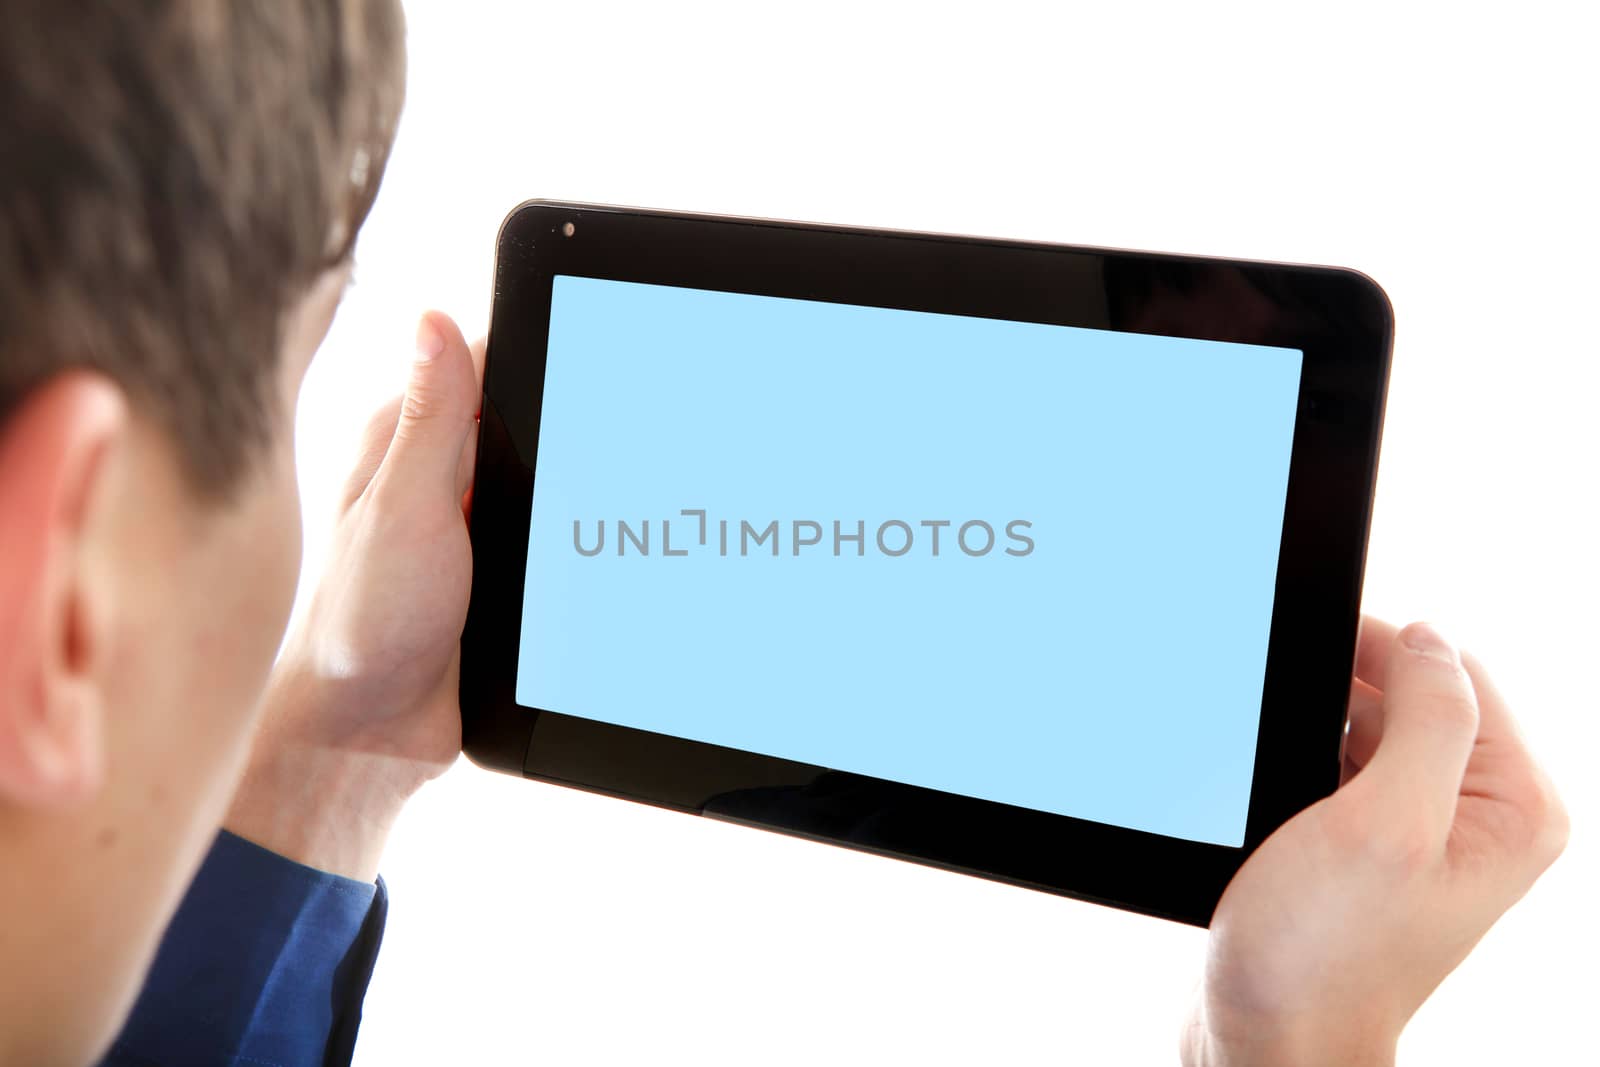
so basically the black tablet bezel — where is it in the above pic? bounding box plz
[461,200,1393,927]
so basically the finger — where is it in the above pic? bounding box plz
[1362,621,1480,835]
[1458,651,1524,752]
[1457,650,1562,829]
[1343,615,1395,783]
[455,335,487,502]
[455,418,478,504]
[376,312,479,493]
[341,395,403,509]
[1342,676,1384,779]
[1353,614,1401,690]
[469,335,487,396]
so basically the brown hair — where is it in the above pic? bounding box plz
[0,2,406,497]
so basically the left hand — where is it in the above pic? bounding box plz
[226,311,484,880]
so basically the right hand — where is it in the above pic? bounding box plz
[1181,617,1569,1067]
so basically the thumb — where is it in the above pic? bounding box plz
[377,311,479,493]
[1362,621,1480,839]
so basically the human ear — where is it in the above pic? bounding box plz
[0,372,126,809]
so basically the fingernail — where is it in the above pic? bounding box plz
[415,317,445,362]
[1401,622,1459,663]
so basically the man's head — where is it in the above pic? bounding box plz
[0,4,404,1062]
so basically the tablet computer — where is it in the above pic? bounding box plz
[461,201,1393,926]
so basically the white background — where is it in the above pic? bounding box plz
[289,2,1599,1063]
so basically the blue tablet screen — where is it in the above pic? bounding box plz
[515,275,1302,847]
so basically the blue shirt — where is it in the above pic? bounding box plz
[101,831,387,1067]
